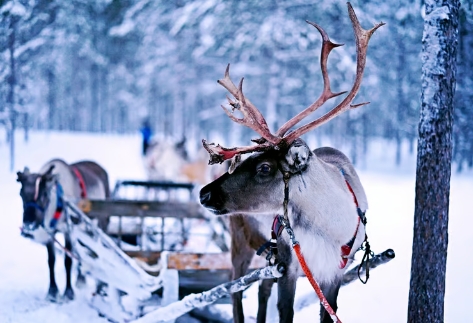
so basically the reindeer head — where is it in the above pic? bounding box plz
[17,165,56,231]
[200,3,383,216]
[200,139,313,215]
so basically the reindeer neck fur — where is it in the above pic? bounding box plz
[40,159,81,199]
[283,154,365,282]
[287,155,360,242]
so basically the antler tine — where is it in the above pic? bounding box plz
[202,139,273,165]
[276,21,346,137]
[217,64,239,97]
[283,2,385,145]
[217,64,280,145]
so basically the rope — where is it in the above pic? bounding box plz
[280,171,341,323]
[49,232,81,261]
[293,243,342,323]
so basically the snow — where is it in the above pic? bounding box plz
[1,130,473,322]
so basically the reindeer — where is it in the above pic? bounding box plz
[16,159,110,302]
[199,3,383,323]
[144,137,226,185]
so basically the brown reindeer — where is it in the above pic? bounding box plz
[199,3,383,323]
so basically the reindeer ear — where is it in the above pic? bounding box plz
[228,154,242,174]
[281,139,312,173]
[17,167,30,182]
[41,165,55,181]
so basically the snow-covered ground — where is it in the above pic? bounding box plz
[0,130,472,323]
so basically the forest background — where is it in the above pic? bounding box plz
[1,0,472,170]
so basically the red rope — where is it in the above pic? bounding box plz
[53,236,79,260]
[293,243,342,323]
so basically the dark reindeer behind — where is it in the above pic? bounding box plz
[17,159,110,302]
[199,3,383,323]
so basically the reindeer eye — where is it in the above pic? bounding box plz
[257,163,272,175]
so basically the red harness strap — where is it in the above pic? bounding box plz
[339,180,362,269]
[53,209,62,220]
[72,167,87,199]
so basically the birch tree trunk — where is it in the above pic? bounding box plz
[407,1,460,322]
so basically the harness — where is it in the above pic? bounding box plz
[25,181,65,229]
[257,168,374,323]
[339,179,367,269]
[71,167,87,199]
[49,182,64,229]
[27,168,85,230]
[258,179,367,269]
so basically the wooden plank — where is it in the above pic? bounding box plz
[113,180,194,197]
[116,180,195,190]
[125,251,267,271]
[168,253,233,270]
[125,251,162,265]
[84,199,205,219]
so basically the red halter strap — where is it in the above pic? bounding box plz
[71,167,87,199]
[339,180,363,269]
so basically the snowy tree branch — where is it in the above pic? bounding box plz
[131,265,283,323]
[342,248,396,286]
[132,248,396,323]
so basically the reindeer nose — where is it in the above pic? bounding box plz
[199,190,211,205]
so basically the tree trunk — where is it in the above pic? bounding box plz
[8,17,17,172]
[101,68,109,132]
[47,68,56,130]
[23,112,29,142]
[395,26,406,166]
[90,63,100,132]
[407,1,460,322]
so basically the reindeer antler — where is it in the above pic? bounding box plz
[217,65,281,146]
[282,4,385,144]
[203,3,384,165]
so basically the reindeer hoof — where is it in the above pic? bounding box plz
[76,274,87,289]
[63,288,75,301]
[47,286,59,302]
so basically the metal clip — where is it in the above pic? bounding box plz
[278,215,299,246]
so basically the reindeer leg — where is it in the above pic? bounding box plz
[276,242,296,323]
[319,280,341,323]
[46,241,59,302]
[277,273,297,323]
[75,264,87,289]
[230,216,254,323]
[63,234,75,300]
[256,278,274,323]
[231,252,253,323]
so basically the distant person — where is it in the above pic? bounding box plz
[140,119,153,156]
